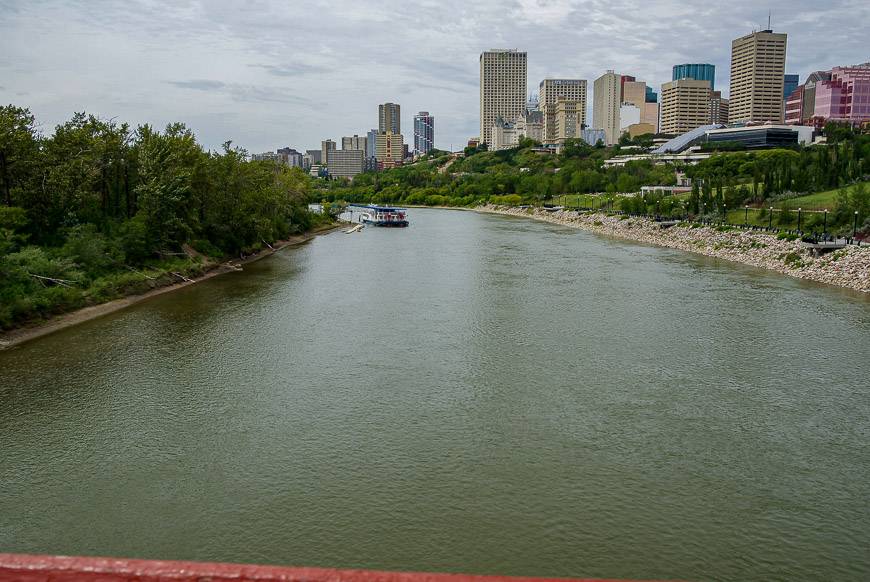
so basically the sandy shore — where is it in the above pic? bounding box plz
[0,223,344,350]
[478,205,870,293]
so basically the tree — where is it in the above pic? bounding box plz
[0,105,40,207]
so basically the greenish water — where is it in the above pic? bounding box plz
[1,209,868,581]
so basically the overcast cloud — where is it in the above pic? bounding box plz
[1,0,868,153]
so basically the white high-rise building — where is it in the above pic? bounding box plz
[480,49,527,146]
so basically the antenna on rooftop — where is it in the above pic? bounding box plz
[768,9,772,30]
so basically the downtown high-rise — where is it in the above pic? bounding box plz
[479,49,527,146]
[729,29,788,124]
[413,112,434,155]
[379,103,401,134]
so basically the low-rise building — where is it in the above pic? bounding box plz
[327,149,365,179]
[491,117,521,150]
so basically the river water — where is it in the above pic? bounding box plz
[1,209,868,581]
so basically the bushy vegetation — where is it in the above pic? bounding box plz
[318,138,677,207]
[0,105,321,330]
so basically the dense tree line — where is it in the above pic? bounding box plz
[0,105,320,329]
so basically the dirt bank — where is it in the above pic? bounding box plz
[0,224,343,350]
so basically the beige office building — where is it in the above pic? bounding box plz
[480,49,527,146]
[553,98,584,142]
[593,71,622,145]
[539,79,587,142]
[327,149,365,180]
[375,132,404,169]
[622,80,659,132]
[709,91,730,124]
[660,79,713,135]
[729,30,787,124]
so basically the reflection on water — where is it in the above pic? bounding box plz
[1,209,869,582]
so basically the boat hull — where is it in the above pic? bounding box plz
[362,219,409,227]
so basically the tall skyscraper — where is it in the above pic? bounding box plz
[660,79,713,135]
[321,139,336,167]
[593,71,622,145]
[379,103,401,134]
[413,112,435,155]
[729,29,788,124]
[539,79,587,142]
[672,64,716,90]
[479,49,528,146]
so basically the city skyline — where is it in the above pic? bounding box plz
[1,0,868,153]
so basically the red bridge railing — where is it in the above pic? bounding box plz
[0,554,644,582]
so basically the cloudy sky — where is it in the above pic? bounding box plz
[1,0,868,153]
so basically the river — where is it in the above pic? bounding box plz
[1,209,868,581]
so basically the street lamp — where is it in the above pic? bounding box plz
[723,203,727,223]
[769,207,773,230]
[855,211,860,240]
[798,208,802,233]
[823,209,828,236]
[744,205,749,226]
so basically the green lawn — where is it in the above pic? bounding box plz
[773,182,868,211]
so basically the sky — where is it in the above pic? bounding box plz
[1,0,868,154]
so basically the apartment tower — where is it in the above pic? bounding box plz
[539,79,587,142]
[729,29,788,124]
[660,79,713,135]
[413,112,435,155]
[593,71,622,145]
[479,49,528,146]
[379,103,401,134]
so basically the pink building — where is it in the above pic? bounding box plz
[789,63,870,126]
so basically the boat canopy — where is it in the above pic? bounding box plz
[348,204,407,212]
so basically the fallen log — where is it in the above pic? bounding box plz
[27,273,78,287]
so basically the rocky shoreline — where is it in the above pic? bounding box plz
[478,204,870,293]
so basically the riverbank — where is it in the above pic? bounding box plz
[478,204,870,293]
[0,223,344,350]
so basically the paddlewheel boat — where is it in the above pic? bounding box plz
[356,205,409,227]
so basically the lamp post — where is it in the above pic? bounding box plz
[769,207,773,230]
[723,203,727,224]
[703,202,707,223]
[823,209,828,237]
[797,208,802,233]
[855,211,860,240]
[744,205,749,226]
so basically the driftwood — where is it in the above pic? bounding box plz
[27,273,78,287]
[171,272,194,283]
[262,239,275,250]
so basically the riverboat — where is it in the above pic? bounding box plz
[355,205,409,227]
